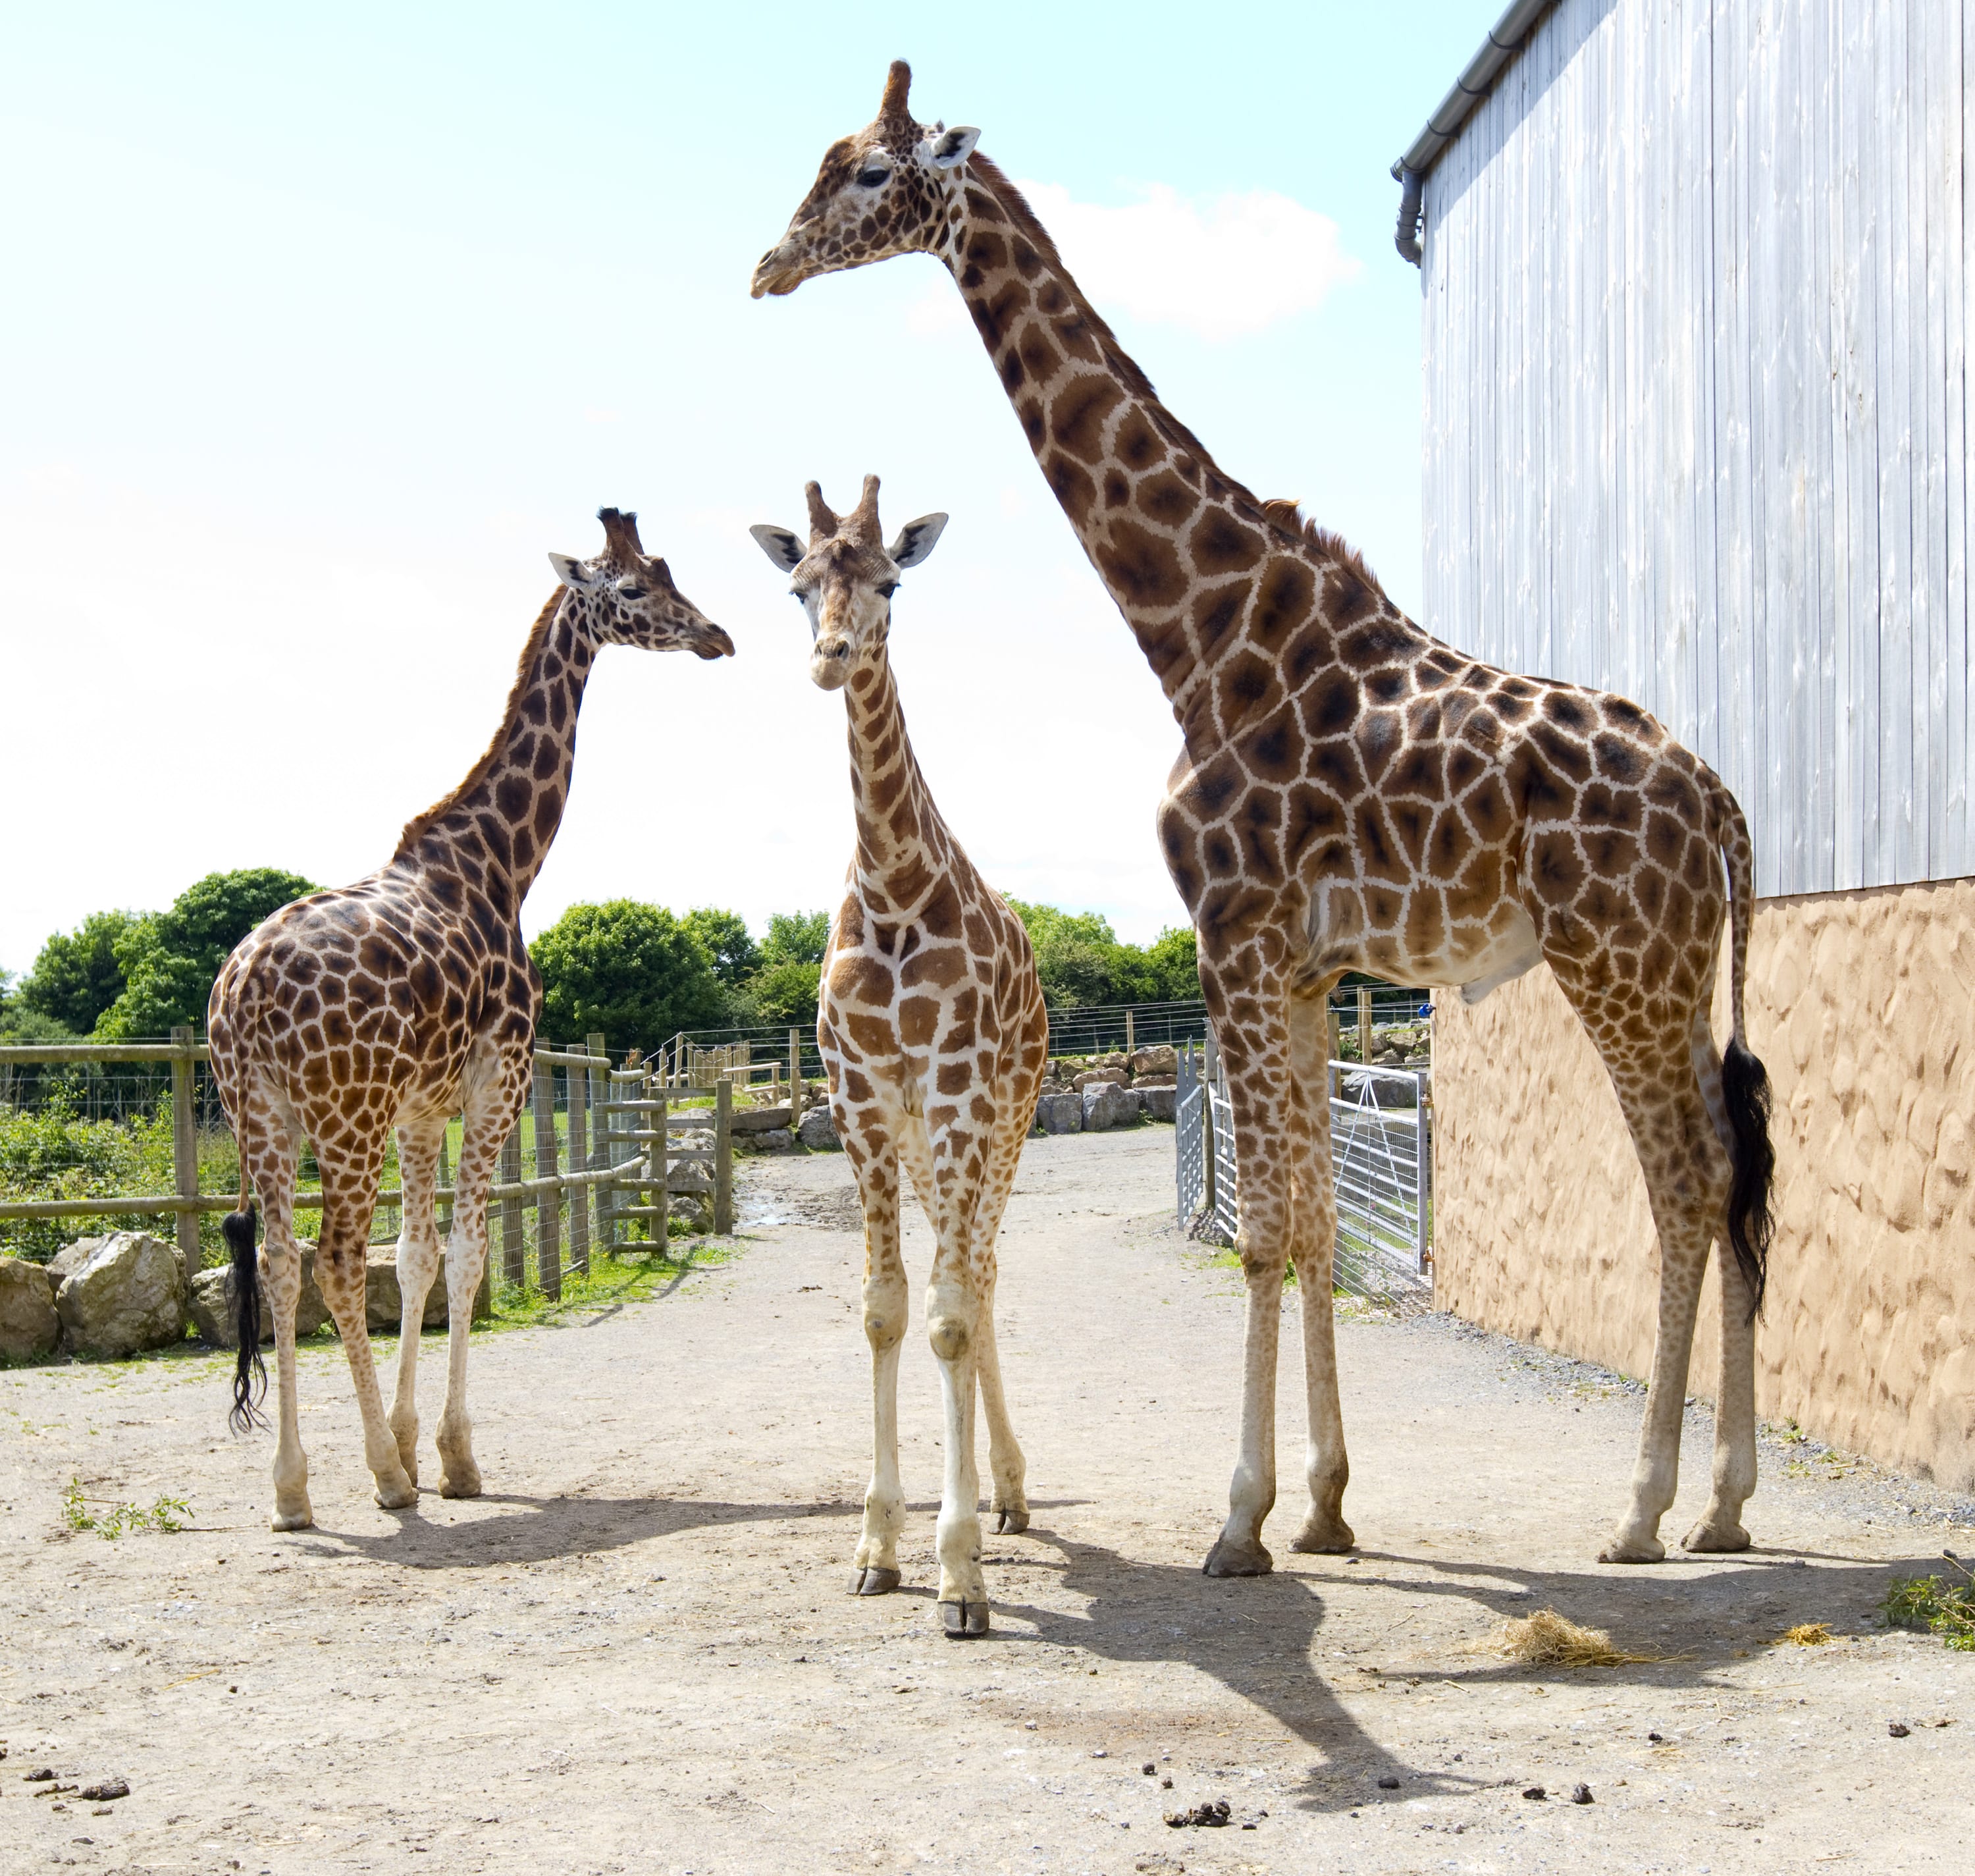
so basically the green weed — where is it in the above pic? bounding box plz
[61,1476,192,1539]
[1880,1554,1975,1650]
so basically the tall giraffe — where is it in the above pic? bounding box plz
[750,475,1049,1635]
[208,511,732,1530]
[751,65,1777,1569]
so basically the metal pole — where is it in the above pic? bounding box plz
[169,1026,201,1289]
[713,1079,733,1236]
[1415,1071,1433,1277]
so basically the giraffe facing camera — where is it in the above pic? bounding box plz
[750,475,1049,1638]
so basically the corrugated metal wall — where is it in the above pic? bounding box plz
[1419,0,1970,897]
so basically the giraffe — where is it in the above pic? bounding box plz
[749,475,1050,1635]
[207,510,733,1530]
[750,64,1778,1569]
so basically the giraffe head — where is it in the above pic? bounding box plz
[750,61,979,299]
[546,508,734,660]
[748,475,946,691]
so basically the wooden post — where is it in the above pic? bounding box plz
[566,1048,589,1277]
[788,1026,803,1132]
[1327,1005,1343,1067]
[1357,986,1374,1064]
[713,1079,733,1236]
[169,1026,201,1289]
[532,1057,561,1300]
[1125,1009,1136,1058]
[586,1033,608,1252]
[650,1081,670,1248]
[499,1125,525,1289]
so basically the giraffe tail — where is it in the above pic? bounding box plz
[1716,784,1774,1322]
[223,1180,267,1434]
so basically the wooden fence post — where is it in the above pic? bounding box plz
[499,1124,525,1289]
[532,1055,561,1300]
[1327,1004,1342,1067]
[587,1033,610,1252]
[1357,986,1374,1063]
[566,1048,589,1277]
[650,1079,670,1246]
[788,1026,803,1131]
[1125,1009,1136,1058]
[713,1079,733,1236]
[169,1026,201,1288]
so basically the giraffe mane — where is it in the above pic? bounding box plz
[393,589,564,855]
[966,154,1311,558]
[1258,499,1385,597]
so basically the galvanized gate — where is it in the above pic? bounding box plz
[1174,1036,1431,1304]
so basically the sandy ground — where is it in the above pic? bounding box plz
[3,1127,1971,1876]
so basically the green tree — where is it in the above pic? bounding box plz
[760,909,831,968]
[745,957,823,1029]
[96,868,319,1039]
[1003,899,1203,1009]
[529,900,725,1052]
[17,909,141,1034]
[1142,925,1202,1001]
[681,907,761,986]
[0,970,77,1043]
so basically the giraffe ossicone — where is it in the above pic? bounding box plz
[750,473,1049,1636]
[753,63,1778,1569]
[209,510,732,1532]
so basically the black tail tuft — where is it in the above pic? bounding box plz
[223,1205,267,1433]
[1722,1038,1775,1320]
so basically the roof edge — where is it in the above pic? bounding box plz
[1390,0,1558,262]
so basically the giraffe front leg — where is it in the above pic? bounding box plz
[927,1268,987,1637]
[847,1135,907,1594]
[386,1123,446,1488]
[1683,1243,1757,1553]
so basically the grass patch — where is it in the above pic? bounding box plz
[476,1241,741,1333]
[1880,1555,1975,1650]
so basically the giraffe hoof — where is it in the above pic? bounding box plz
[438,1464,483,1500]
[1202,1535,1274,1578]
[1288,1515,1356,1554]
[939,1599,990,1638]
[1681,1518,1751,1553]
[995,1507,1030,1536]
[850,1567,900,1597]
[373,1469,419,1512]
[1597,1534,1667,1565]
[269,1503,313,1533]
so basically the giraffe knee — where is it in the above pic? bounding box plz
[862,1276,907,1351]
[926,1285,976,1363]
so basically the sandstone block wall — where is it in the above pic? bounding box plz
[1431,876,1975,1487]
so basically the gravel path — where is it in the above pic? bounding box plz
[3,1128,1969,1874]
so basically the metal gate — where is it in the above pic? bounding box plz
[1174,1036,1432,1304]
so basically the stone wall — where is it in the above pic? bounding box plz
[1431,876,1975,1488]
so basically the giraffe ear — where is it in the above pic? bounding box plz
[888,512,948,568]
[749,525,805,574]
[920,126,979,171]
[548,552,596,589]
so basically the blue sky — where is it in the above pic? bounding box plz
[1,2,1496,978]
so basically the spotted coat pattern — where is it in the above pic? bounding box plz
[207,512,732,1530]
[752,475,1049,1636]
[753,64,1773,1568]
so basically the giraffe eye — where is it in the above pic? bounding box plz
[856,167,889,188]
[876,581,897,599]
[618,585,644,601]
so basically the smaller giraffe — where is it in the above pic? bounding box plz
[750,476,1049,1637]
[209,511,732,1530]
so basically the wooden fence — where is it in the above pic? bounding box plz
[0,1031,733,1302]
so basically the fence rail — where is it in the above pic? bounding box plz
[0,1033,735,1298]
[1174,1032,1433,1305]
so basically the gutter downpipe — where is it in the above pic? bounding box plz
[1392,0,1558,265]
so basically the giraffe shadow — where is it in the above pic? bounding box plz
[985,1530,1930,1816]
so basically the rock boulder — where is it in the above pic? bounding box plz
[53,1232,186,1358]
[797,1107,841,1150]
[0,1257,61,1361]
[1034,1091,1083,1135]
[1129,1044,1179,1078]
[1140,1083,1178,1122]
[1082,1084,1140,1132]
[363,1247,452,1333]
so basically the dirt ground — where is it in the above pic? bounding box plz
[3,1127,1971,1876]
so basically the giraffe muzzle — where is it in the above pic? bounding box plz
[750,244,807,299]
[810,638,852,689]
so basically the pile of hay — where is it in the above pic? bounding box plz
[1776,1621,1833,1646]
[1494,1608,1656,1667]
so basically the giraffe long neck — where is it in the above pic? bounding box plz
[841,652,947,919]
[941,158,1348,733]
[394,593,594,918]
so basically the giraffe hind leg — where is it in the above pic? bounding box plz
[386,1118,447,1488]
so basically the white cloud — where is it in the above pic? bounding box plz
[1014,180,1359,342]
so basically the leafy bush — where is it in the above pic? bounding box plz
[96,868,319,1039]
[1881,1557,1975,1649]
[529,900,727,1053]
[1003,899,1201,1008]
